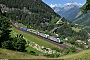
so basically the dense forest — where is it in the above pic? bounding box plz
[0,0,89,40]
[56,23,88,40]
[80,0,90,13]
[0,9,26,51]
[0,0,62,31]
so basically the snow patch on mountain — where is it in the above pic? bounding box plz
[50,2,84,12]
[64,2,83,11]
[75,11,82,18]
[50,2,83,8]
[50,4,61,8]
[64,2,83,7]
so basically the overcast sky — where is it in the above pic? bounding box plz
[42,0,86,7]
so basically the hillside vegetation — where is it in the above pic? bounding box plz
[73,0,90,33]
[0,48,47,59]
[73,11,90,26]
[0,0,88,40]
[0,0,90,59]
[1,47,90,59]
[73,11,90,33]
[0,0,61,31]
[59,49,90,59]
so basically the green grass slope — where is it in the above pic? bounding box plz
[0,26,62,59]
[11,26,61,51]
[59,49,90,59]
[0,48,47,59]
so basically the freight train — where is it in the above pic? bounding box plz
[12,22,63,44]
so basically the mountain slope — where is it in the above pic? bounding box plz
[0,0,88,40]
[73,11,90,33]
[73,11,90,25]
[52,2,83,21]
[0,0,61,31]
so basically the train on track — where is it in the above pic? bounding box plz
[11,21,63,44]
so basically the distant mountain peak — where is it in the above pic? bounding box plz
[51,2,84,21]
[64,2,83,8]
[50,2,83,8]
[63,2,84,11]
[50,2,83,12]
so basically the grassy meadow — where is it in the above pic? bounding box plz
[0,48,47,59]
[59,49,90,59]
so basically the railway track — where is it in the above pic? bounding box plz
[10,21,77,50]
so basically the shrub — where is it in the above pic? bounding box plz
[2,34,26,52]
[2,40,13,49]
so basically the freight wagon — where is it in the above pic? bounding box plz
[21,27,27,31]
[13,23,63,44]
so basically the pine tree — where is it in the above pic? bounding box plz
[81,0,90,13]
[0,9,11,47]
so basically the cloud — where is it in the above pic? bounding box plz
[50,4,61,8]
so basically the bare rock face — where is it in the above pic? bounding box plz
[75,11,82,18]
